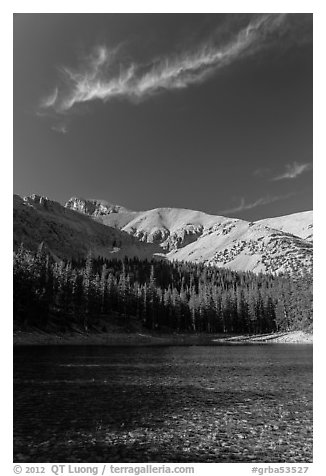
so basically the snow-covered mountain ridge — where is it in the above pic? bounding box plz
[64,197,312,274]
[13,194,312,274]
[65,197,313,241]
[256,211,313,241]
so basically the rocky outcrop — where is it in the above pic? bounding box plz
[65,197,128,217]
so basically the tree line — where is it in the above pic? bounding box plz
[13,243,313,334]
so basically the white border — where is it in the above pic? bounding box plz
[4,3,325,474]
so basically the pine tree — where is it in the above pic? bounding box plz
[82,250,94,330]
[100,264,108,314]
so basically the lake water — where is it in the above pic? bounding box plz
[14,344,312,463]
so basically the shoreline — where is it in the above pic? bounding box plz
[212,330,313,344]
[13,330,313,346]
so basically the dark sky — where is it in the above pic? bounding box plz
[13,13,313,220]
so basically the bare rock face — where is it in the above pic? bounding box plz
[23,194,64,214]
[65,197,128,217]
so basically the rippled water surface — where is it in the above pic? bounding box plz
[14,344,312,462]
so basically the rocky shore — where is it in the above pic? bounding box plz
[213,331,313,344]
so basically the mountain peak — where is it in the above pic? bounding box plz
[24,193,50,204]
[65,197,129,217]
[14,193,313,274]
[23,194,64,213]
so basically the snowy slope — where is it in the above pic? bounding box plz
[120,208,236,251]
[14,194,159,261]
[65,197,313,274]
[66,198,238,250]
[256,211,313,241]
[166,221,312,274]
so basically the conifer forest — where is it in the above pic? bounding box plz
[13,244,313,335]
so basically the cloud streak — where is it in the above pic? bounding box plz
[272,162,312,181]
[253,167,271,178]
[51,124,68,134]
[219,193,295,215]
[40,14,293,114]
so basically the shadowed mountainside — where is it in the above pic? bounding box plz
[14,194,160,261]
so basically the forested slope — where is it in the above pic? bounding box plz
[14,244,312,335]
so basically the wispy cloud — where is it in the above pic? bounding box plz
[40,13,295,114]
[272,162,312,181]
[42,87,59,109]
[253,167,271,178]
[219,193,295,215]
[51,124,68,134]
